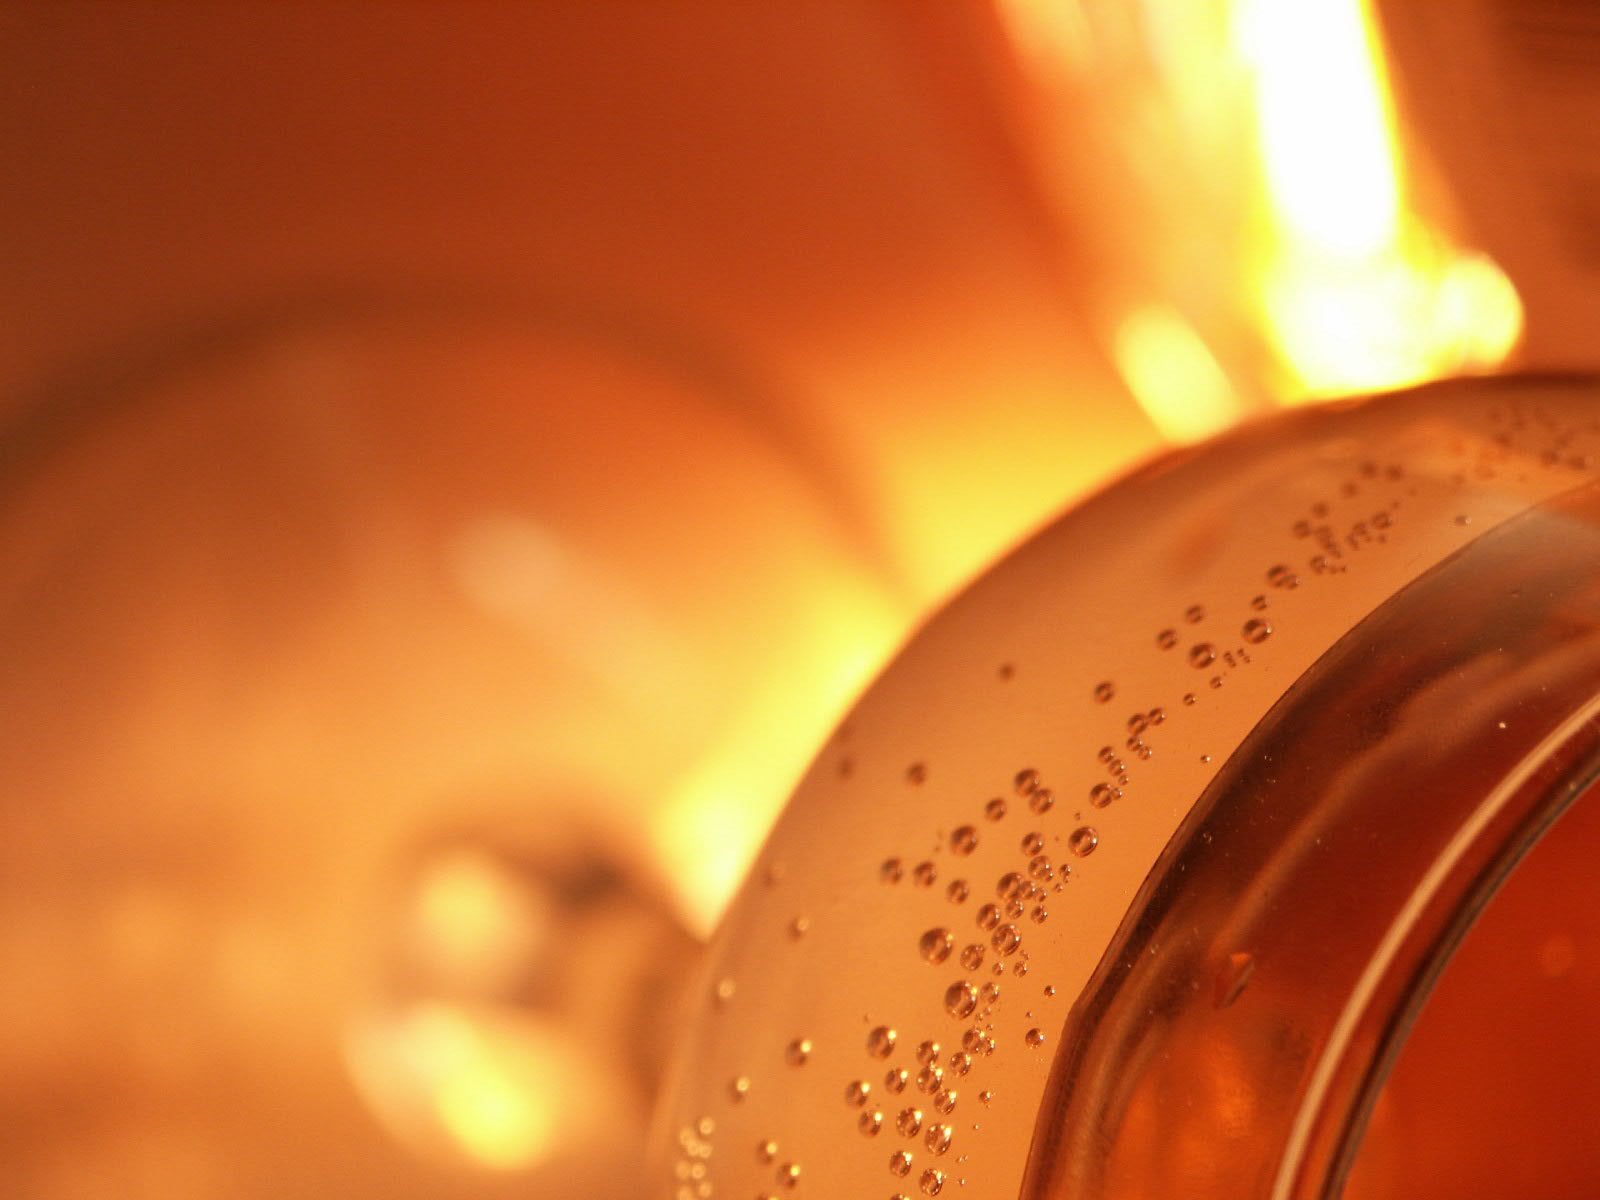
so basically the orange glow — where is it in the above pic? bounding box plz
[1112,306,1245,444]
[1235,0,1523,399]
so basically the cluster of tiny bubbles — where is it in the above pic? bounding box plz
[1093,680,1116,704]
[983,796,1007,821]
[1068,827,1099,857]
[1242,618,1273,644]
[906,762,928,785]
[913,861,938,887]
[919,927,954,965]
[674,1120,716,1200]
[785,1038,812,1067]
[950,825,979,855]
[1189,642,1217,669]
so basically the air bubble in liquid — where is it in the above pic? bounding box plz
[1189,642,1217,668]
[1267,563,1299,589]
[917,1065,944,1094]
[960,943,985,970]
[1021,832,1044,855]
[1156,628,1178,650]
[1092,681,1116,704]
[897,1107,924,1137]
[1014,768,1040,796]
[991,924,1022,956]
[935,1084,960,1110]
[906,762,927,785]
[1068,827,1099,857]
[1242,618,1273,644]
[925,1124,954,1156]
[945,981,978,1019]
[867,1026,898,1058]
[730,1076,751,1102]
[975,903,1001,931]
[1028,787,1055,815]
[915,1039,942,1066]
[1025,1028,1047,1048]
[983,797,1007,821]
[885,1068,909,1093]
[1088,783,1119,808]
[860,1110,883,1137]
[918,927,954,965]
[950,826,978,856]
[785,1038,812,1067]
[880,858,904,884]
[846,1079,872,1107]
[890,1150,913,1177]
[1185,604,1205,623]
[946,879,970,904]
[913,861,938,887]
[920,1167,946,1195]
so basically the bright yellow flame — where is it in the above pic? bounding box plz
[1112,306,1245,444]
[1235,0,1523,399]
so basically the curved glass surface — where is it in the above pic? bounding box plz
[652,376,1600,1199]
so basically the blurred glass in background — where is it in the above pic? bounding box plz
[0,0,1572,1196]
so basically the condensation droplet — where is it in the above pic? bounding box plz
[975,903,1001,931]
[1092,681,1115,704]
[759,1139,779,1163]
[913,861,938,888]
[1028,787,1055,815]
[860,1109,884,1136]
[1455,514,1472,526]
[945,1052,971,1079]
[1185,604,1205,624]
[979,1090,994,1105]
[846,1079,873,1106]
[1044,984,1057,997]
[946,878,970,904]
[715,977,736,1005]
[991,924,1022,956]
[730,1076,751,1102]
[1189,642,1217,669]
[897,1107,924,1137]
[789,916,810,939]
[868,1026,898,1059]
[1020,831,1045,856]
[889,1150,913,1177]
[1267,563,1299,590]
[1030,905,1049,925]
[1025,1028,1047,1048]
[984,797,1007,821]
[1156,628,1178,650]
[935,1083,961,1110]
[881,858,905,884]
[777,1161,801,1188]
[1089,782,1120,809]
[920,1167,946,1195]
[885,1067,909,1093]
[1068,827,1099,857]
[925,1124,954,1156]
[1252,594,1269,611]
[960,943,985,970]
[944,982,978,1019]
[1182,692,1197,706]
[1027,854,1053,881]
[785,1038,812,1067]
[1014,768,1040,797]
[915,1039,942,1066]
[916,1065,944,1094]
[1242,618,1273,644]
[950,826,979,856]
[907,762,928,785]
